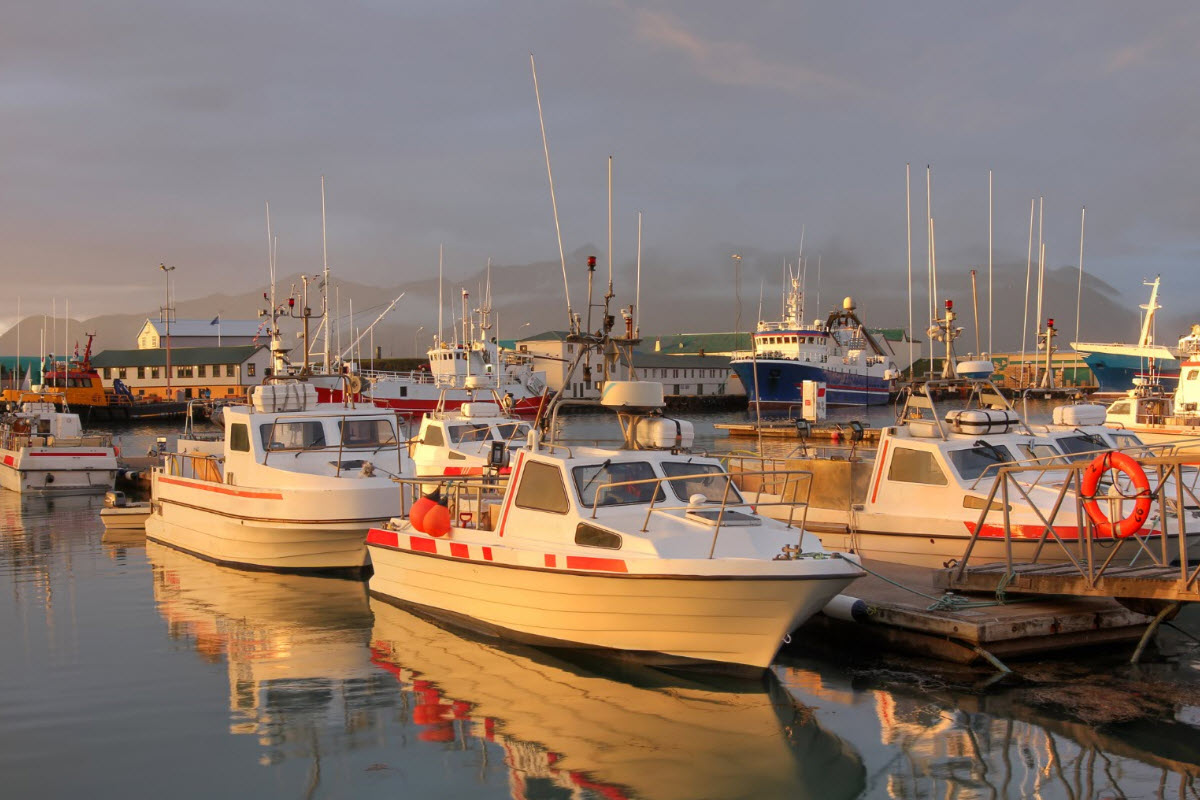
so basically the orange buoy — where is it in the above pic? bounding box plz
[425,503,452,538]
[409,489,441,533]
[1081,451,1152,537]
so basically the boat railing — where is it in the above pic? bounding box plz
[586,469,814,558]
[162,451,225,483]
[955,452,1200,590]
[391,474,510,531]
[260,412,406,477]
[360,368,438,385]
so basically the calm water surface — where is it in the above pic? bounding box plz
[3,411,1200,799]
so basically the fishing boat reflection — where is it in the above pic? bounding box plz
[369,599,865,800]
[780,664,1200,798]
[147,542,386,759]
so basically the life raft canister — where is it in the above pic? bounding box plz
[1080,451,1152,538]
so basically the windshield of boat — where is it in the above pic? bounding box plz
[337,418,398,448]
[1053,433,1110,462]
[448,423,492,444]
[573,461,665,507]
[1016,442,1068,466]
[1110,432,1152,455]
[946,442,1018,480]
[260,420,327,450]
[661,461,742,503]
[494,422,531,442]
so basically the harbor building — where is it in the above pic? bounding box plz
[90,345,272,400]
[136,318,265,349]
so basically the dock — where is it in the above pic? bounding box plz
[715,421,882,442]
[798,560,1155,667]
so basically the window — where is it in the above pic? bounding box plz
[572,460,664,507]
[1190,370,1199,381]
[230,423,250,452]
[226,364,236,377]
[177,366,193,378]
[887,447,948,485]
[338,418,397,448]
[137,367,145,379]
[103,368,111,379]
[946,444,1017,480]
[198,365,206,378]
[151,367,159,379]
[661,461,740,502]
[575,523,622,549]
[448,423,492,444]
[494,422,531,442]
[1109,401,1130,416]
[1052,434,1107,463]
[515,460,570,514]
[260,420,326,450]
[247,363,256,377]
[118,368,127,379]
[422,426,446,447]
[399,386,407,397]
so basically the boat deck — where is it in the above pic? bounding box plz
[797,559,1155,665]
[935,561,1200,602]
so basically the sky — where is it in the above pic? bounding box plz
[3,1,1199,346]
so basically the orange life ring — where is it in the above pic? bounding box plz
[1080,451,1152,537]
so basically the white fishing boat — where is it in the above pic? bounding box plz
[145,380,411,575]
[729,370,1200,568]
[409,379,532,479]
[0,392,118,495]
[1102,327,1200,449]
[367,298,862,672]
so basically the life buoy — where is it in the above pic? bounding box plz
[1081,451,1152,537]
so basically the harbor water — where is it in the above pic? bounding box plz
[3,411,1200,798]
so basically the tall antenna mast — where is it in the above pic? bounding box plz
[1020,198,1034,387]
[988,169,993,356]
[926,165,934,323]
[635,211,642,338]
[438,244,444,344]
[530,54,574,331]
[906,163,913,377]
[321,176,332,372]
[1074,207,1086,368]
[607,155,613,292]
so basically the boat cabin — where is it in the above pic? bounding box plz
[411,401,532,477]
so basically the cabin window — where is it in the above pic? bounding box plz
[662,461,740,503]
[230,423,250,452]
[946,444,1017,481]
[887,447,948,486]
[448,423,492,444]
[399,386,407,397]
[1020,442,1068,465]
[1190,370,1199,381]
[338,418,397,448]
[573,461,664,507]
[260,420,326,450]
[495,422,531,442]
[247,363,256,377]
[137,367,145,379]
[574,523,622,550]
[422,426,446,448]
[1108,401,1130,416]
[1110,432,1146,451]
[515,460,570,514]
[1052,434,1107,462]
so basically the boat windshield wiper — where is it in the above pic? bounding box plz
[580,459,611,495]
[973,439,1008,462]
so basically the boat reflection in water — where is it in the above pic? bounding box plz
[146,542,386,762]
[780,664,1200,798]
[369,599,865,800]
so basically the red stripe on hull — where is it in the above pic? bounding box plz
[367,528,399,547]
[158,476,282,500]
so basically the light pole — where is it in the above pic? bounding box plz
[160,263,175,398]
[414,326,425,358]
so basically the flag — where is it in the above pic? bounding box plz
[74,341,80,357]
[210,315,220,325]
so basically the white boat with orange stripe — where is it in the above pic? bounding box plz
[410,380,532,480]
[0,393,118,495]
[729,373,1200,568]
[146,380,412,576]
[368,379,863,673]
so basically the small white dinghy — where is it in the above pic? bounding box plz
[100,490,152,529]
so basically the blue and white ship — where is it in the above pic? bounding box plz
[730,275,899,407]
[1071,276,1180,394]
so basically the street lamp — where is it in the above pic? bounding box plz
[160,263,176,398]
[414,326,425,358]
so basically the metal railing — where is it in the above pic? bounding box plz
[391,474,509,530]
[260,412,405,477]
[954,453,1200,592]
[163,451,225,483]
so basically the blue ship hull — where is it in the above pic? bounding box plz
[730,359,891,407]
[1082,353,1178,394]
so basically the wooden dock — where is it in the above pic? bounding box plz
[798,560,1154,666]
[935,562,1200,602]
[715,421,882,442]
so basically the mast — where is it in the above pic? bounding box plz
[988,169,993,357]
[530,54,574,332]
[905,163,913,378]
[635,211,642,338]
[438,244,444,345]
[321,176,331,373]
[1020,198,1034,388]
[1138,276,1162,348]
[1074,207,1086,384]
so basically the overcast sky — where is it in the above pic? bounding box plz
[3,1,1199,339]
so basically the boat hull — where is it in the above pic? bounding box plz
[367,530,859,670]
[0,447,117,495]
[729,358,891,407]
[147,472,395,574]
[1082,351,1178,394]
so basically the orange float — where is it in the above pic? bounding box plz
[1080,451,1152,538]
